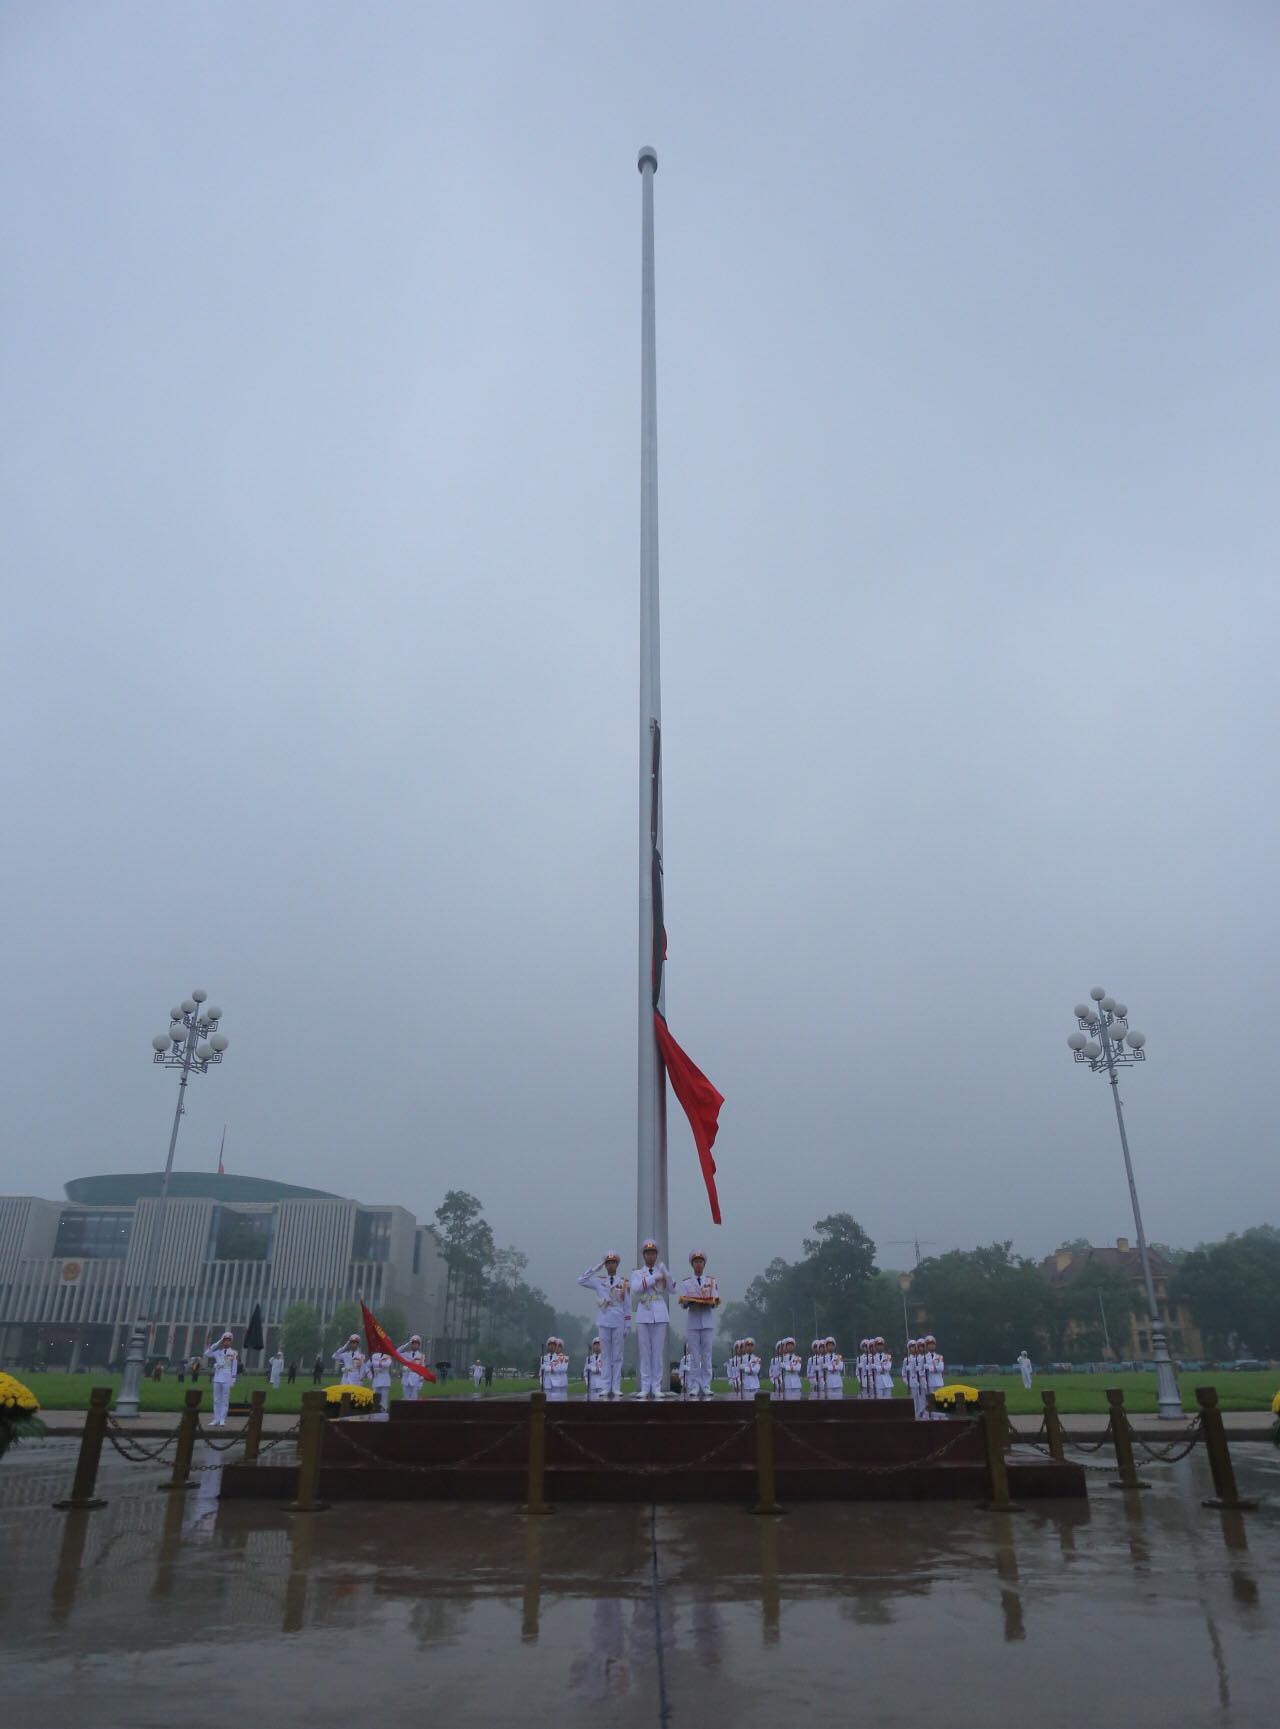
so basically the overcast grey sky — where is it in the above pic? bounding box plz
[3,3,1277,1317]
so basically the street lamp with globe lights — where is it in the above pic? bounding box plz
[115,992,230,1418]
[1067,987,1181,1420]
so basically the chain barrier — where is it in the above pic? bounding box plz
[325,1419,527,1474]
[1126,1417,1202,1463]
[545,1418,754,1476]
[771,1417,978,1476]
[194,1421,251,1453]
[256,1423,302,1453]
[103,1418,179,1464]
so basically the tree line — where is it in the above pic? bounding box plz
[721,1218,1280,1365]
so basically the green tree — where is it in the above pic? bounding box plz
[434,1190,497,1353]
[1171,1225,1280,1358]
[909,1243,1054,1363]
[1043,1262,1139,1361]
[280,1301,321,1366]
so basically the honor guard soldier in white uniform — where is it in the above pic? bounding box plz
[824,1338,845,1399]
[552,1338,570,1399]
[923,1335,946,1416]
[740,1339,762,1398]
[471,1358,485,1393]
[630,1240,673,1398]
[539,1336,558,1397]
[675,1250,719,1400]
[1017,1349,1033,1390]
[204,1332,238,1426]
[873,1337,895,1399]
[333,1333,364,1385]
[366,1348,394,1416]
[397,1335,428,1401]
[780,1337,803,1400]
[855,1339,871,1398]
[577,1252,631,1399]
[902,1340,925,1418]
[268,1349,285,1389]
[585,1338,605,1400]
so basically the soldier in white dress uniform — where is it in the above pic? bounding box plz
[629,1240,673,1398]
[873,1337,895,1400]
[366,1349,394,1416]
[901,1339,925,1418]
[675,1250,719,1400]
[268,1349,285,1389]
[779,1337,803,1400]
[854,1339,871,1399]
[333,1334,365,1385]
[739,1338,762,1398]
[923,1335,946,1417]
[397,1335,428,1401]
[539,1336,558,1398]
[471,1358,485,1393]
[821,1337,844,1399]
[204,1331,238,1426]
[1017,1349,1033,1390]
[577,1252,631,1398]
[585,1338,605,1400]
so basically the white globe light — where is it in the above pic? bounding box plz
[1084,1040,1101,1058]
[1126,1030,1146,1049]
[181,998,196,1014]
[1067,1033,1086,1051]
[206,1006,222,1022]
[1113,1002,1128,1020]
[192,989,207,1003]
[1084,1009,1098,1024]
[169,1028,186,1043]
[169,1006,184,1023]
[210,1033,229,1053]
[197,1043,213,1061]
[1090,986,1107,1001]
[1072,1004,1089,1020]
[152,1034,172,1053]
[1101,995,1117,1013]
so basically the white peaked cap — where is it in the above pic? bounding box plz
[689,1249,707,1263]
[603,1250,621,1260]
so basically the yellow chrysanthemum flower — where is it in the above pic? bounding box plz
[932,1383,981,1405]
[0,1372,40,1413]
[1271,1390,1280,1416]
[324,1382,375,1408]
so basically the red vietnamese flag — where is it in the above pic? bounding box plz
[360,1300,437,1383]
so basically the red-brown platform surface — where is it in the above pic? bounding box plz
[221,1397,1085,1503]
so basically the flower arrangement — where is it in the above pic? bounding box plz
[1270,1388,1279,1448]
[0,1372,47,1460]
[931,1384,981,1410]
[324,1383,375,1411]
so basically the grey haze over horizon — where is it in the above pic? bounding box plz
[3,4,1277,1323]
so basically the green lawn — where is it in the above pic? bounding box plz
[15,1367,1279,1415]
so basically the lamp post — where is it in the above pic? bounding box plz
[115,991,229,1417]
[1067,986,1181,1420]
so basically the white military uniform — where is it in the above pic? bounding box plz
[577,1259,631,1397]
[551,1348,569,1399]
[471,1361,485,1392]
[398,1341,427,1401]
[204,1336,238,1425]
[825,1345,845,1399]
[584,1344,605,1400]
[675,1265,718,1397]
[924,1344,946,1417]
[1017,1350,1033,1390]
[629,1256,673,1397]
[781,1345,803,1401]
[268,1351,284,1388]
[855,1343,872,1399]
[902,1346,927,1419]
[740,1349,762,1397]
[333,1340,364,1384]
[366,1350,393,1415]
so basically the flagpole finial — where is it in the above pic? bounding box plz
[637,146,658,173]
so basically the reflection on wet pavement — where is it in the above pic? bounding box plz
[4,1442,1278,1727]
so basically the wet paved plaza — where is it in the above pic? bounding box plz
[4,1440,1279,1728]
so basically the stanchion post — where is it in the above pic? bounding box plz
[244,1390,267,1463]
[978,1391,1022,1511]
[1105,1387,1149,1491]
[750,1390,786,1515]
[160,1388,202,1492]
[286,1390,330,1513]
[1041,1390,1066,1464]
[520,1390,552,1515]
[53,1386,111,1511]
[1195,1387,1258,1512]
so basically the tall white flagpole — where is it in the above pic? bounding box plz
[636,145,668,1262]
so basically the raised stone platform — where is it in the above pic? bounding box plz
[221,1397,1086,1503]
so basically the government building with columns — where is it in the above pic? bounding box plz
[0,1172,449,1369]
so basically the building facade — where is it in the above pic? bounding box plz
[1038,1236,1204,1361]
[0,1172,449,1368]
